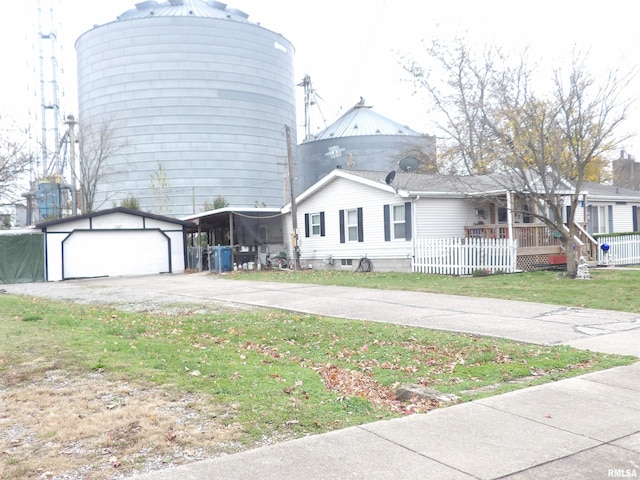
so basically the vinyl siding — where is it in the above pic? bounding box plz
[289,177,412,261]
[414,198,476,237]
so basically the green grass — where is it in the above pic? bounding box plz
[232,268,640,313]
[0,293,635,445]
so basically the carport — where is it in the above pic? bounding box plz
[182,207,286,270]
[37,207,194,281]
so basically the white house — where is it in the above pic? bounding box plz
[37,207,194,281]
[282,169,501,271]
[282,169,640,272]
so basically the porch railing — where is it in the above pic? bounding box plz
[464,223,596,259]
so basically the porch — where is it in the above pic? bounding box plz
[464,223,598,270]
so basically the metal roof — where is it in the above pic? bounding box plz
[35,207,195,229]
[308,99,422,141]
[116,0,251,22]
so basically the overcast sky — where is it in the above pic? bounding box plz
[1,0,638,153]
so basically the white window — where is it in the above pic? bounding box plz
[346,209,359,242]
[310,213,321,236]
[591,206,608,234]
[392,204,406,239]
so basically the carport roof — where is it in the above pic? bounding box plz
[35,207,196,229]
[181,207,283,229]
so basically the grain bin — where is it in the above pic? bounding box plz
[76,0,297,216]
[297,99,436,192]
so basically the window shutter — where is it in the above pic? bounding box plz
[565,206,571,223]
[608,205,614,233]
[587,205,593,233]
[404,202,412,240]
[357,207,364,242]
[304,213,310,238]
[339,210,345,243]
[633,206,638,232]
[383,205,390,241]
[320,211,326,237]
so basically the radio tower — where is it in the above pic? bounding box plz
[23,0,76,223]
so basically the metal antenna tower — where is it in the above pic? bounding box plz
[297,74,327,141]
[37,0,63,177]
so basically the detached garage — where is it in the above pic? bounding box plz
[37,208,194,281]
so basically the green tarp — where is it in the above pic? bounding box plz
[0,233,45,284]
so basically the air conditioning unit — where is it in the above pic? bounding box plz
[475,209,485,217]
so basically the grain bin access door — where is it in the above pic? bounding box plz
[62,230,171,280]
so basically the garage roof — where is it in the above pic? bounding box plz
[35,207,196,229]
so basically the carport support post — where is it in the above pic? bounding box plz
[229,212,235,268]
[197,224,203,271]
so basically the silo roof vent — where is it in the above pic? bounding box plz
[136,1,159,10]
[168,0,185,5]
[208,1,227,9]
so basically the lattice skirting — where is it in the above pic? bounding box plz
[517,254,554,271]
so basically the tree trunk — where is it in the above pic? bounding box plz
[564,238,578,277]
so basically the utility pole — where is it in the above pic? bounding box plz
[285,125,299,270]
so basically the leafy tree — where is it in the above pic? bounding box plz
[120,195,140,210]
[406,39,636,276]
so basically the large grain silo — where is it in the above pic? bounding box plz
[297,99,436,192]
[76,0,297,216]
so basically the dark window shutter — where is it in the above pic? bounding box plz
[633,206,638,232]
[383,205,390,241]
[608,205,614,233]
[405,202,412,240]
[304,213,310,238]
[357,207,364,242]
[565,206,571,224]
[320,212,326,237]
[339,210,345,243]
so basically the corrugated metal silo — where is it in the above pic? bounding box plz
[76,0,297,216]
[297,99,435,192]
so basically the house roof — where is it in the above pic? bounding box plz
[36,207,195,229]
[282,169,507,213]
[285,169,640,213]
[582,181,640,201]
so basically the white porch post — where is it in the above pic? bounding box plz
[507,191,517,271]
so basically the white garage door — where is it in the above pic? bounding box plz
[63,230,170,279]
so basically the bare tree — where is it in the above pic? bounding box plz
[0,117,33,202]
[407,40,636,276]
[77,118,126,212]
[150,163,172,214]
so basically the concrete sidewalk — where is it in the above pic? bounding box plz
[5,274,640,479]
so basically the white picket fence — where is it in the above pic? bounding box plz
[413,237,518,275]
[597,234,640,266]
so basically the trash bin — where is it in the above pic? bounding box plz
[213,246,232,272]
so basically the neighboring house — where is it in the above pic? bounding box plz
[0,203,27,229]
[579,182,640,235]
[37,207,194,281]
[281,169,640,272]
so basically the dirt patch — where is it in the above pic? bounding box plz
[0,359,245,480]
